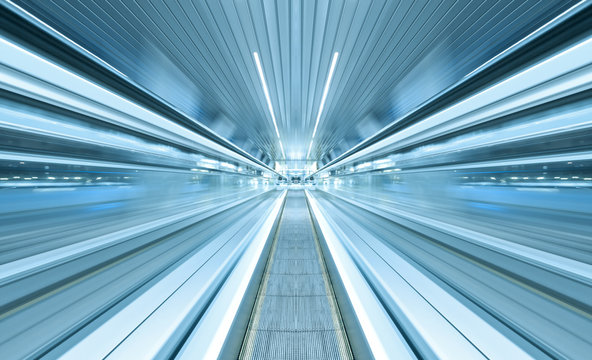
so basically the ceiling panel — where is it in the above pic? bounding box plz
[16,0,576,164]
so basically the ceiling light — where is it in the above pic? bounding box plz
[312,52,339,139]
[253,52,280,138]
[279,140,286,159]
[307,140,314,159]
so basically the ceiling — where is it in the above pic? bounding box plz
[16,0,576,166]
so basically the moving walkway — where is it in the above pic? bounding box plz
[239,190,352,360]
[1,1,591,359]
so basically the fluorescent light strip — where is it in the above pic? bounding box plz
[312,52,339,139]
[279,140,286,159]
[253,52,281,139]
[307,140,314,159]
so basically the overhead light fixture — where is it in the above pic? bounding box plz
[253,52,280,138]
[307,140,314,159]
[312,52,339,139]
[279,140,286,159]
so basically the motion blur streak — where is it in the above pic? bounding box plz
[0,1,591,360]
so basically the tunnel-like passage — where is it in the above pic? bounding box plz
[1,1,591,359]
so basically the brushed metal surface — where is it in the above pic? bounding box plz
[240,190,352,360]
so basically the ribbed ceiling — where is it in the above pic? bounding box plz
[16,0,575,164]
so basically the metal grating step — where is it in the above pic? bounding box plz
[240,190,352,360]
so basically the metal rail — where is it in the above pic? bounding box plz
[314,1,591,175]
[0,1,279,175]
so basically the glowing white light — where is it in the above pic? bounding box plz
[355,162,371,170]
[220,162,237,171]
[312,52,339,139]
[200,158,218,165]
[254,52,285,159]
[253,52,280,138]
[199,158,218,169]
[279,140,286,159]
[373,158,392,165]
